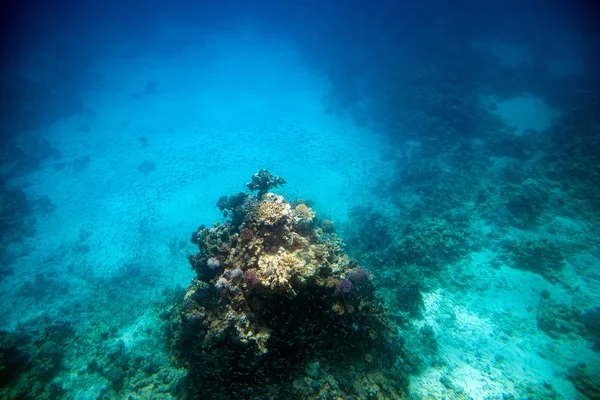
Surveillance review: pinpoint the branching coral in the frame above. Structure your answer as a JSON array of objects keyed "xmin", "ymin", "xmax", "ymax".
[{"xmin": 245, "ymin": 169, "xmax": 286, "ymax": 198}]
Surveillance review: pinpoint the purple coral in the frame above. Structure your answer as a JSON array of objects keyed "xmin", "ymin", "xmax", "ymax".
[
  {"xmin": 207, "ymin": 257, "xmax": 221, "ymax": 270},
  {"xmin": 230, "ymin": 268, "xmax": 244, "ymax": 281},
  {"xmin": 192, "ymin": 286, "xmax": 209, "ymax": 302},
  {"xmin": 183, "ymin": 309, "xmax": 206, "ymax": 325},
  {"xmin": 215, "ymin": 277, "xmax": 230, "ymax": 290},
  {"xmin": 335, "ymin": 279, "xmax": 353, "ymax": 295},
  {"xmin": 348, "ymin": 268, "xmax": 370, "ymax": 283},
  {"xmin": 245, "ymin": 270, "xmax": 260, "ymax": 287}
]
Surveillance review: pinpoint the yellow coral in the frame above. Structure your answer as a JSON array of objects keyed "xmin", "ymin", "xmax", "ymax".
[
  {"xmin": 332, "ymin": 301, "xmax": 345, "ymax": 315},
  {"xmin": 252, "ymin": 193, "xmax": 292, "ymax": 226},
  {"xmin": 294, "ymin": 203, "xmax": 316, "ymax": 222},
  {"xmin": 255, "ymin": 248, "xmax": 317, "ymax": 295},
  {"xmin": 281, "ymin": 251, "xmax": 304, "ymax": 271},
  {"xmin": 257, "ymin": 253, "xmax": 294, "ymax": 293},
  {"xmin": 331, "ymin": 302, "xmax": 354, "ymax": 316}
]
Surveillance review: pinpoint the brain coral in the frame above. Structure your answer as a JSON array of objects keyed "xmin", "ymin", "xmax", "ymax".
[{"xmin": 172, "ymin": 171, "xmax": 407, "ymax": 399}]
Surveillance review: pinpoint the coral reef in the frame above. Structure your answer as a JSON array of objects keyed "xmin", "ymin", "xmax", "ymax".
[
  {"xmin": 506, "ymin": 178, "xmax": 550, "ymax": 228},
  {"xmin": 391, "ymin": 217, "xmax": 469, "ymax": 275},
  {"xmin": 536, "ymin": 294, "xmax": 584, "ymax": 339},
  {"xmin": 401, "ymin": 324, "xmax": 440, "ymax": 373},
  {"xmin": 581, "ymin": 307, "xmax": 600, "ymax": 351},
  {"xmin": 0, "ymin": 184, "xmax": 37, "ymax": 244},
  {"xmin": 245, "ymin": 168, "xmax": 286, "ymax": 198},
  {"xmin": 343, "ymin": 206, "xmax": 470, "ymax": 318},
  {"xmin": 0, "ymin": 316, "xmax": 74, "ymax": 398},
  {"xmin": 502, "ymin": 239, "xmax": 565, "ymax": 283},
  {"xmin": 172, "ymin": 171, "xmax": 407, "ymax": 399},
  {"xmin": 567, "ymin": 363, "xmax": 600, "ymax": 399}
]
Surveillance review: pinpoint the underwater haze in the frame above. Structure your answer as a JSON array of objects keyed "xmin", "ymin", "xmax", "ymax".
[{"xmin": 1, "ymin": 0, "xmax": 599, "ymax": 398}]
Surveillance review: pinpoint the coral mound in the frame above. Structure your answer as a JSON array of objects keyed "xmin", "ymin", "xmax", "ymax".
[{"xmin": 172, "ymin": 171, "xmax": 407, "ymax": 399}]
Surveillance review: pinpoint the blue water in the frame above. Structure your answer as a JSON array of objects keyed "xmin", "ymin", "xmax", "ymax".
[{"xmin": 1, "ymin": 1, "xmax": 599, "ymax": 398}]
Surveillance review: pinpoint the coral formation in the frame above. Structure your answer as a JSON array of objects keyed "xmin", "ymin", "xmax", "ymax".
[
  {"xmin": 503, "ymin": 239, "xmax": 565, "ymax": 283},
  {"xmin": 506, "ymin": 178, "xmax": 550, "ymax": 228},
  {"xmin": 0, "ymin": 316, "xmax": 74, "ymax": 398},
  {"xmin": 172, "ymin": 171, "xmax": 406, "ymax": 399},
  {"xmin": 568, "ymin": 363, "xmax": 600, "ymax": 399},
  {"xmin": 0, "ymin": 182, "xmax": 43, "ymax": 246},
  {"xmin": 245, "ymin": 168, "xmax": 287, "ymax": 198},
  {"xmin": 582, "ymin": 307, "xmax": 600, "ymax": 350},
  {"xmin": 343, "ymin": 206, "xmax": 471, "ymax": 318},
  {"xmin": 536, "ymin": 295, "xmax": 584, "ymax": 339}
]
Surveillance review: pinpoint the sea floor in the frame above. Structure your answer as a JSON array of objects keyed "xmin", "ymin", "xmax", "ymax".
[{"xmin": 1, "ymin": 30, "xmax": 599, "ymax": 399}]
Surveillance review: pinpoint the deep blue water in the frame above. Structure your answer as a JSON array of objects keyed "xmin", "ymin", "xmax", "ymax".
[{"xmin": 1, "ymin": 1, "xmax": 599, "ymax": 398}]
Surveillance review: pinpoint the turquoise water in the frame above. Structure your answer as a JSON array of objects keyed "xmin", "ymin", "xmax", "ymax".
[{"xmin": 1, "ymin": 1, "xmax": 599, "ymax": 399}]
